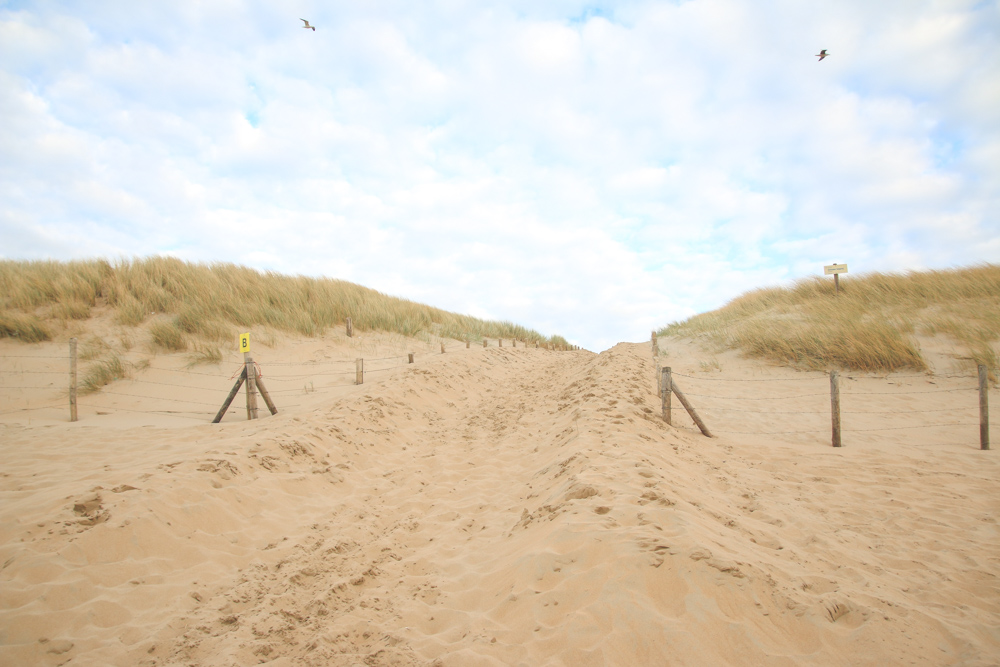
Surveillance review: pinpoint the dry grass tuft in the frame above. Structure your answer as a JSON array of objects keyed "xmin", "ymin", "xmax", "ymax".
[
  {"xmin": 80, "ymin": 336, "xmax": 111, "ymax": 361},
  {"xmin": 0, "ymin": 312, "xmax": 51, "ymax": 343},
  {"xmin": 187, "ymin": 344, "xmax": 223, "ymax": 366},
  {"xmin": 660, "ymin": 264, "xmax": 1000, "ymax": 374},
  {"xmin": 81, "ymin": 353, "xmax": 130, "ymax": 394},
  {"xmin": 149, "ymin": 319, "xmax": 187, "ymax": 352}
]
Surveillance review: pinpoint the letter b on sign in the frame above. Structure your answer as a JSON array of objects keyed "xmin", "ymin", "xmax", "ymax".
[{"xmin": 239, "ymin": 333, "xmax": 250, "ymax": 353}]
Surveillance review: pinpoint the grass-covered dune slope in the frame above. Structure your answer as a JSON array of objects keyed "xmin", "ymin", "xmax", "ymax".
[
  {"xmin": 0, "ymin": 257, "xmax": 569, "ymax": 348},
  {"xmin": 660, "ymin": 264, "xmax": 1000, "ymax": 374}
]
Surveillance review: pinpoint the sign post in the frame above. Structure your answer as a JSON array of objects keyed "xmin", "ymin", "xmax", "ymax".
[
  {"xmin": 241, "ymin": 333, "xmax": 259, "ymax": 420},
  {"xmin": 212, "ymin": 332, "xmax": 277, "ymax": 423},
  {"xmin": 824, "ymin": 263, "xmax": 848, "ymax": 293}
]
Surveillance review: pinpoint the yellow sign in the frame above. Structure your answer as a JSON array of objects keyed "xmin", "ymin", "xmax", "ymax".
[
  {"xmin": 824, "ymin": 263, "xmax": 848, "ymax": 275},
  {"xmin": 239, "ymin": 333, "xmax": 250, "ymax": 353}
]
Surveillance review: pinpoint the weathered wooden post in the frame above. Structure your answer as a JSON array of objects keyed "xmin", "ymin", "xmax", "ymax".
[
  {"xmin": 408, "ymin": 353, "xmax": 414, "ymax": 364},
  {"xmin": 830, "ymin": 370, "xmax": 842, "ymax": 447},
  {"xmin": 980, "ymin": 364, "xmax": 990, "ymax": 450},
  {"xmin": 69, "ymin": 337, "xmax": 78, "ymax": 422},
  {"xmin": 499, "ymin": 339, "xmax": 503, "ymax": 347},
  {"xmin": 670, "ymin": 378, "xmax": 712, "ymax": 437},
  {"xmin": 244, "ymin": 352, "xmax": 258, "ymax": 421},
  {"xmin": 213, "ymin": 367, "xmax": 246, "ymax": 423},
  {"xmin": 441, "ymin": 342, "xmax": 445, "ymax": 354},
  {"xmin": 483, "ymin": 340, "xmax": 487, "ymax": 348},
  {"xmin": 255, "ymin": 371, "xmax": 277, "ymax": 416},
  {"xmin": 356, "ymin": 358, "xmax": 363, "ymax": 385},
  {"xmin": 466, "ymin": 340, "xmax": 470, "ymax": 349},
  {"xmin": 661, "ymin": 367, "xmax": 672, "ymax": 425},
  {"xmin": 346, "ymin": 317, "xmax": 353, "ymax": 337}
]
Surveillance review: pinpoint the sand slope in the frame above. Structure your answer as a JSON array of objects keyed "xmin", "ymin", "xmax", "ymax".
[{"xmin": 1, "ymin": 334, "xmax": 999, "ymax": 666}]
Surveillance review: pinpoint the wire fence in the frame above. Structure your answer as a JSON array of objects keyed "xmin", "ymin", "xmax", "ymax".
[
  {"xmin": 658, "ymin": 367, "xmax": 996, "ymax": 448},
  {"xmin": 0, "ymin": 337, "xmax": 556, "ymax": 423}
]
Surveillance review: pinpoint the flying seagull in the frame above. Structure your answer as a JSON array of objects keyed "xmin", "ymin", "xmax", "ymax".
[
  {"xmin": 301, "ymin": 18, "xmax": 315, "ymax": 31},
  {"xmin": 816, "ymin": 49, "xmax": 829, "ymax": 61}
]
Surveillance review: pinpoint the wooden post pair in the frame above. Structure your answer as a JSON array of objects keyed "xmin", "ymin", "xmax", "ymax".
[
  {"xmin": 660, "ymin": 367, "xmax": 711, "ymax": 437},
  {"xmin": 213, "ymin": 353, "xmax": 276, "ymax": 423},
  {"xmin": 831, "ymin": 367, "xmax": 991, "ymax": 449}
]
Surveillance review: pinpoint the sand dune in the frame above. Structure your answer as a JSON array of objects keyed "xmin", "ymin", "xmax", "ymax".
[{"xmin": 1, "ymin": 331, "xmax": 998, "ymax": 666}]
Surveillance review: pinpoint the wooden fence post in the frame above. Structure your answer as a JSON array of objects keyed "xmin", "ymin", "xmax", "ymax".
[
  {"xmin": 669, "ymin": 376, "xmax": 712, "ymax": 437},
  {"xmin": 356, "ymin": 358, "xmax": 363, "ymax": 385},
  {"xmin": 346, "ymin": 317, "xmax": 353, "ymax": 337},
  {"xmin": 213, "ymin": 367, "xmax": 246, "ymax": 423},
  {"xmin": 408, "ymin": 353, "xmax": 414, "ymax": 364},
  {"xmin": 499, "ymin": 339, "xmax": 503, "ymax": 347},
  {"xmin": 69, "ymin": 337, "xmax": 78, "ymax": 422},
  {"xmin": 466, "ymin": 340, "xmax": 470, "ymax": 349},
  {"xmin": 980, "ymin": 365, "xmax": 990, "ymax": 450},
  {"xmin": 441, "ymin": 342, "xmax": 445, "ymax": 354},
  {"xmin": 661, "ymin": 367, "xmax": 671, "ymax": 425},
  {"xmin": 245, "ymin": 352, "xmax": 259, "ymax": 420},
  {"xmin": 830, "ymin": 370, "xmax": 842, "ymax": 447},
  {"xmin": 255, "ymin": 371, "xmax": 278, "ymax": 416}
]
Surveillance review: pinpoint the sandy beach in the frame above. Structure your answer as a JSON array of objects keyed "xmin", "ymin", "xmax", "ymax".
[{"xmin": 2, "ymin": 328, "xmax": 998, "ymax": 666}]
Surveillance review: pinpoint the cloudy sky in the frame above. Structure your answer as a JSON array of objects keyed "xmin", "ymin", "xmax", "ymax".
[{"xmin": 2, "ymin": 1, "xmax": 998, "ymax": 351}]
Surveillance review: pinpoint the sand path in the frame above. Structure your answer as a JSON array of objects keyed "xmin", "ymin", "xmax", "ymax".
[{"xmin": 1, "ymin": 338, "xmax": 998, "ymax": 666}]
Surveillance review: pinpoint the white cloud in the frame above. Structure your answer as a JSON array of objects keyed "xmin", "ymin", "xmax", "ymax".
[{"xmin": 1, "ymin": 0, "xmax": 998, "ymax": 351}]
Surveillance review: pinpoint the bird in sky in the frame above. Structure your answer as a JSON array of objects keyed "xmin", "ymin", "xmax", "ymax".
[
  {"xmin": 301, "ymin": 19, "xmax": 316, "ymax": 31},
  {"xmin": 816, "ymin": 49, "xmax": 829, "ymax": 61}
]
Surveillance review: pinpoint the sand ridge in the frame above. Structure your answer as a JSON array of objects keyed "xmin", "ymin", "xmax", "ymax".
[{"xmin": 1, "ymin": 334, "xmax": 999, "ymax": 666}]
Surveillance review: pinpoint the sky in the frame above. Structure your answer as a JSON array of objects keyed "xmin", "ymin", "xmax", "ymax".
[{"xmin": 1, "ymin": 0, "xmax": 998, "ymax": 351}]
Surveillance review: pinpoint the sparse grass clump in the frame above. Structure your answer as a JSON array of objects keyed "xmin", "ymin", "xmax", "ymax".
[
  {"xmin": 52, "ymin": 300, "xmax": 92, "ymax": 320},
  {"xmin": 149, "ymin": 319, "xmax": 187, "ymax": 351},
  {"xmin": 81, "ymin": 353, "xmax": 130, "ymax": 394},
  {"xmin": 660, "ymin": 264, "xmax": 1000, "ymax": 373},
  {"xmin": 80, "ymin": 336, "xmax": 111, "ymax": 361},
  {"xmin": 548, "ymin": 335, "xmax": 570, "ymax": 348},
  {"xmin": 187, "ymin": 344, "xmax": 223, "ymax": 366},
  {"xmin": 0, "ymin": 312, "xmax": 51, "ymax": 343}
]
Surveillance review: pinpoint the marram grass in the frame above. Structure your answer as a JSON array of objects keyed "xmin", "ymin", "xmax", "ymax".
[
  {"xmin": 660, "ymin": 264, "xmax": 1000, "ymax": 374},
  {"xmin": 0, "ymin": 257, "xmax": 565, "ymax": 346}
]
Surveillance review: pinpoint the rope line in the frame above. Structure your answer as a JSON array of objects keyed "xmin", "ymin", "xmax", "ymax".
[
  {"xmin": 687, "ymin": 405, "xmax": 974, "ymax": 416},
  {"xmin": 842, "ymin": 387, "xmax": 974, "ymax": 395},
  {"xmin": 0, "ymin": 369, "xmax": 66, "ymax": 375},
  {"xmin": 99, "ymin": 390, "xmax": 221, "ymax": 407},
  {"xmin": 0, "ymin": 354, "xmax": 69, "ymax": 360},
  {"xmin": 0, "ymin": 385, "xmax": 63, "ymax": 390},
  {"xmin": 680, "ymin": 391, "xmax": 830, "ymax": 400},
  {"xmin": 670, "ymin": 372, "xmax": 825, "ymax": 382},
  {"xmin": 0, "ymin": 401, "xmax": 65, "ymax": 415},
  {"xmin": 669, "ymin": 370, "xmax": 977, "ymax": 382}
]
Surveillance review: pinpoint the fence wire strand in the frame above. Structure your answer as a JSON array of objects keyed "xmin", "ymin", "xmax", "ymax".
[
  {"xmin": 0, "ymin": 342, "xmax": 505, "ymax": 422},
  {"xmin": 662, "ymin": 363, "xmax": 994, "ymax": 440}
]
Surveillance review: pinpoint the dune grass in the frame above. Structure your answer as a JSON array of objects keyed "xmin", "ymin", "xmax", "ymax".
[
  {"xmin": 0, "ymin": 257, "xmax": 566, "ymax": 347},
  {"xmin": 80, "ymin": 353, "xmax": 130, "ymax": 394},
  {"xmin": 659, "ymin": 264, "xmax": 1000, "ymax": 374},
  {"xmin": 187, "ymin": 343, "xmax": 223, "ymax": 366}
]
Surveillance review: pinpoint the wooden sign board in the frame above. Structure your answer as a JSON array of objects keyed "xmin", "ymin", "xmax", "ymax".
[
  {"xmin": 239, "ymin": 332, "xmax": 250, "ymax": 353},
  {"xmin": 824, "ymin": 263, "xmax": 848, "ymax": 275}
]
